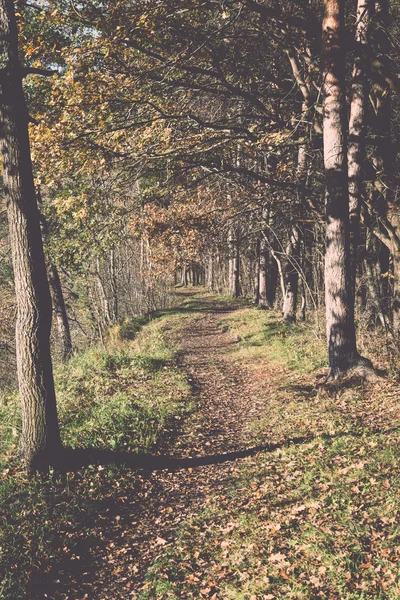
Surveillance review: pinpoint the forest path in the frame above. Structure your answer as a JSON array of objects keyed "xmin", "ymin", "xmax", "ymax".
[{"xmin": 51, "ymin": 291, "xmax": 270, "ymax": 600}]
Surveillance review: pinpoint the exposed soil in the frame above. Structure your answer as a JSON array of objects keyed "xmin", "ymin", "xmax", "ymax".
[{"xmin": 33, "ymin": 296, "xmax": 269, "ymax": 600}]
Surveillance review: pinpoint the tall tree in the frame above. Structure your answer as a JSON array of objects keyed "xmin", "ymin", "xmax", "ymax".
[
  {"xmin": 0, "ymin": 0, "xmax": 62, "ymax": 470},
  {"xmin": 282, "ymin": 48, "xmax": 312, "ymax": 323},
  {"xmin": 228, "ymin": 226, "xmax": 241, "ymax": 298},
  {"xmin": 322, "ymin": 0, "xmax": 360, "ymax": 377}
]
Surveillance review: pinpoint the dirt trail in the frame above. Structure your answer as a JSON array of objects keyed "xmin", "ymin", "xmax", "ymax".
[
  {"xmin": 42, "ymin": 299, "xmax": 267, "ymax": 600},
  {"xmin": 174, "ymin": 309, "xmax": 259, "ymax": 455}
]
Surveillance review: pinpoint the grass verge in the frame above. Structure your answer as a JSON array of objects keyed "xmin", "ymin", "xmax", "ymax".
[{"xmin": 0, "ymin": 310, "xmax": 194, "ymax": 600}]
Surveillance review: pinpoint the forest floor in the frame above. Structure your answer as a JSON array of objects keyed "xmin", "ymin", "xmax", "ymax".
[{"xmin": 1, "ymin": 289, "xmax": 400, "ymax": 599}]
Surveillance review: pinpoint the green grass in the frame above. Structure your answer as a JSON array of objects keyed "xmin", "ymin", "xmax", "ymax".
[
  {"xmin": 55, "ymin": 318, "xmax": 192, "ymax": 453},
  {"xmin": 219, "ymin": 307, "xmax": 327, "ymax": 373},
  {"xmin": 138, "ymin": 303, "xmax": 400, "ymax": 600},
  {"xmin": 139, "ymin": 431, "xmax": 400, "ymax": 599},
  {"xmin": 0, "ymin": 310, "xmax": 195, "ymax": 600}
]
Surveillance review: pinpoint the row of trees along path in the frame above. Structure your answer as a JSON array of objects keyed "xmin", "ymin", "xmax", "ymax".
[
  {"xmin": 1, "ymin": 0, "xmax": 396, "ymax": 471},
  {"xmin": 32, "ymin": 292, "xmax": 274, "ymax": 599},
  {"xmin": 0, "ymin": 0, "xmax": 397, "ymax": 593}
]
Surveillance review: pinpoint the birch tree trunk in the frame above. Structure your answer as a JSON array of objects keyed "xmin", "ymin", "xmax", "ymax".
[
  {"xmin": 258, "ymin": 208, "xmax": 271, "ymax": 309},
  {"xmin": 322, "ymin": 0, "xmax": 361, "ymax": 377},
  {"xmin": 0, "ymin": 0, "xmax": 62, "ymax": 470},
  {"xmin": 253, "ymin": 239, "xmax": 260, "ymax": 304}
]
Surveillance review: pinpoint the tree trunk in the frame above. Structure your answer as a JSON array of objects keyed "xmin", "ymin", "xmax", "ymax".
[
  {"xmin": 391, "ymin": 243, "xmax": 400, "ymax": 336},
  {"xmin": 284, "ymin": 51, "xmax": 312, "ymax": 323},
  {"xmin": 109, "ymin": 247, "xmax": 118, "ymax": 322},
  {"xmin": 322, "ymin": 0, "xmax": 360, "ymax": 377},
  {"xmin": 283, "ymin": 226, "xmax": 300, "ymax": 322},
  {"xmin": 348, "ymin": 0, "xmax": 373, "ymax": 297},
  {"xmin": 48, "ymin": 264, "xmax": 73, "ymax": 361},
  {"xmin": 208, "ymin": 252, "xmax": 215, "ymax": 291},
  {"xmin": 215, "ymin": 249, "xmax": 223, "ymax": 293},
  {"xmin": 258, "ymin": 234, "xmax": 270, "ymax": 309},
  {"xmin": 37, "ymin": 191, "xmax": 73, "ymax": 362},
  {"xmin": 363, "ymin": 233, "xmax": 388, "ymax": 329},
  {"xmin": 271, "ymin": 246, "xmax": 285, "ymax": 305},
  {"xmin": 253, "ymin": 245, "xmax": 260, "ymax": 304},
  {"xmin": 96, "ymin": 257, "xmax": 112, "ymax": 324},
  {"xmin": 300, "ymin": 288, "xmax": 306, "ymax": 322},
  {"xmin": 228, "ymin": 228, "xmax": 240, "ymax": 298},
  {"xmin": 267, "ymin": 261, "xmax": 278, "ymax": 307},
  {"xmin": 0, "ymin": 0, "xmax": 62, "ymax": 470},
  {"xmin": 253, "ymin": 238, "xmax": 260, "ymax": 304}
]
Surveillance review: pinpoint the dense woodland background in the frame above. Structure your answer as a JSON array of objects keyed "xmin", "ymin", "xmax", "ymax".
[
  {"xmin": 1, "ymin": 0, "xmax": 400, "ymax": 459},
  {"xmin": 3, "ymin": 1, "xmax": 400, "ymax": 598}
]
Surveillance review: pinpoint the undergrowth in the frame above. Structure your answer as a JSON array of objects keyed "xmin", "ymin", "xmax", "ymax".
[
  {"xmin": 139, "ymin": 303, "xmax": 400, "ymax": 600},
  {"xmin": 0, "ymin": 310, "xmax": 194, "ymax": 600}
]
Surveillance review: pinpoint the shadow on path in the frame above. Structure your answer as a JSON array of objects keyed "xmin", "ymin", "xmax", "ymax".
[{"xmin": 59, "ymin": 424, "xmax": 400, "ymax": 473}]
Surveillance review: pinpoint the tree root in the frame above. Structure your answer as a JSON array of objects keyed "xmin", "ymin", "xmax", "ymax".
[{"xmin": 325, "ymin": 354, "xmax": 385, "ymax": 386}]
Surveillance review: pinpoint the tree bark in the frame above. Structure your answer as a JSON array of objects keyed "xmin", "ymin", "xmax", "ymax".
[
  {"xmin": 391, "ymin": 243, "xmax": 400, "ymax": 335},
  {"xmin": 48, "ymin": 264, "xmax": 73, "ymax": 361},
  {"xmin": 283, "ymin": 125, "xmax": 306, "ymax": 322},
  {"xmin": 283, "ymin": 45, "xmax": 312, "ymax": 322},
  {"xmin": 364, "ymin": 233, "xmax": 388, "ymax": 329},
  {"xmin": 0, "ymin": 0, "xmax": 62, "ymax": 470},
  {"xmin": 271, "ymin": 246, "xmax": 285, "ymax": 304},
  {"xmin": 322, "ymin": 0, "xmax": 360, "ymax": 377},
  {"xmin": 253, "ymin": 239, "xmax": 260, "ymax": 304},
  {"xmin": 228, "ymin": 227, "xmax": 240, "ymax": 298},
  {"xmin": 371, "ymin": 0, "xmax": 399, "ymax": 334},
  {"xmin": 267, "ymin": 257, "xmax": 278, "ymax": 307},
  {"xmin": 283, "ymin": 226, "xmax": 300, "ymax": 322},
  {"xmin": 207, "ymin": 252, "xmax": 214, "ymax": 291},
  {"xmin": 37, "ymin": 192, "xmax": 73, "ymax": 362},
  {"xmin": 96, "ymin": 257, "xmax": 112, "ymax": 324},
  {"xmin": 258, "ymin": 226, "xmax": 271, "ymax": 309},
  {"xmin": 109, "ymin": 247, "xmax": 118, "ymax": 322},
  {"xmin": 348, "ymin": 0, "xmax": 373, "ymax": 297}
]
